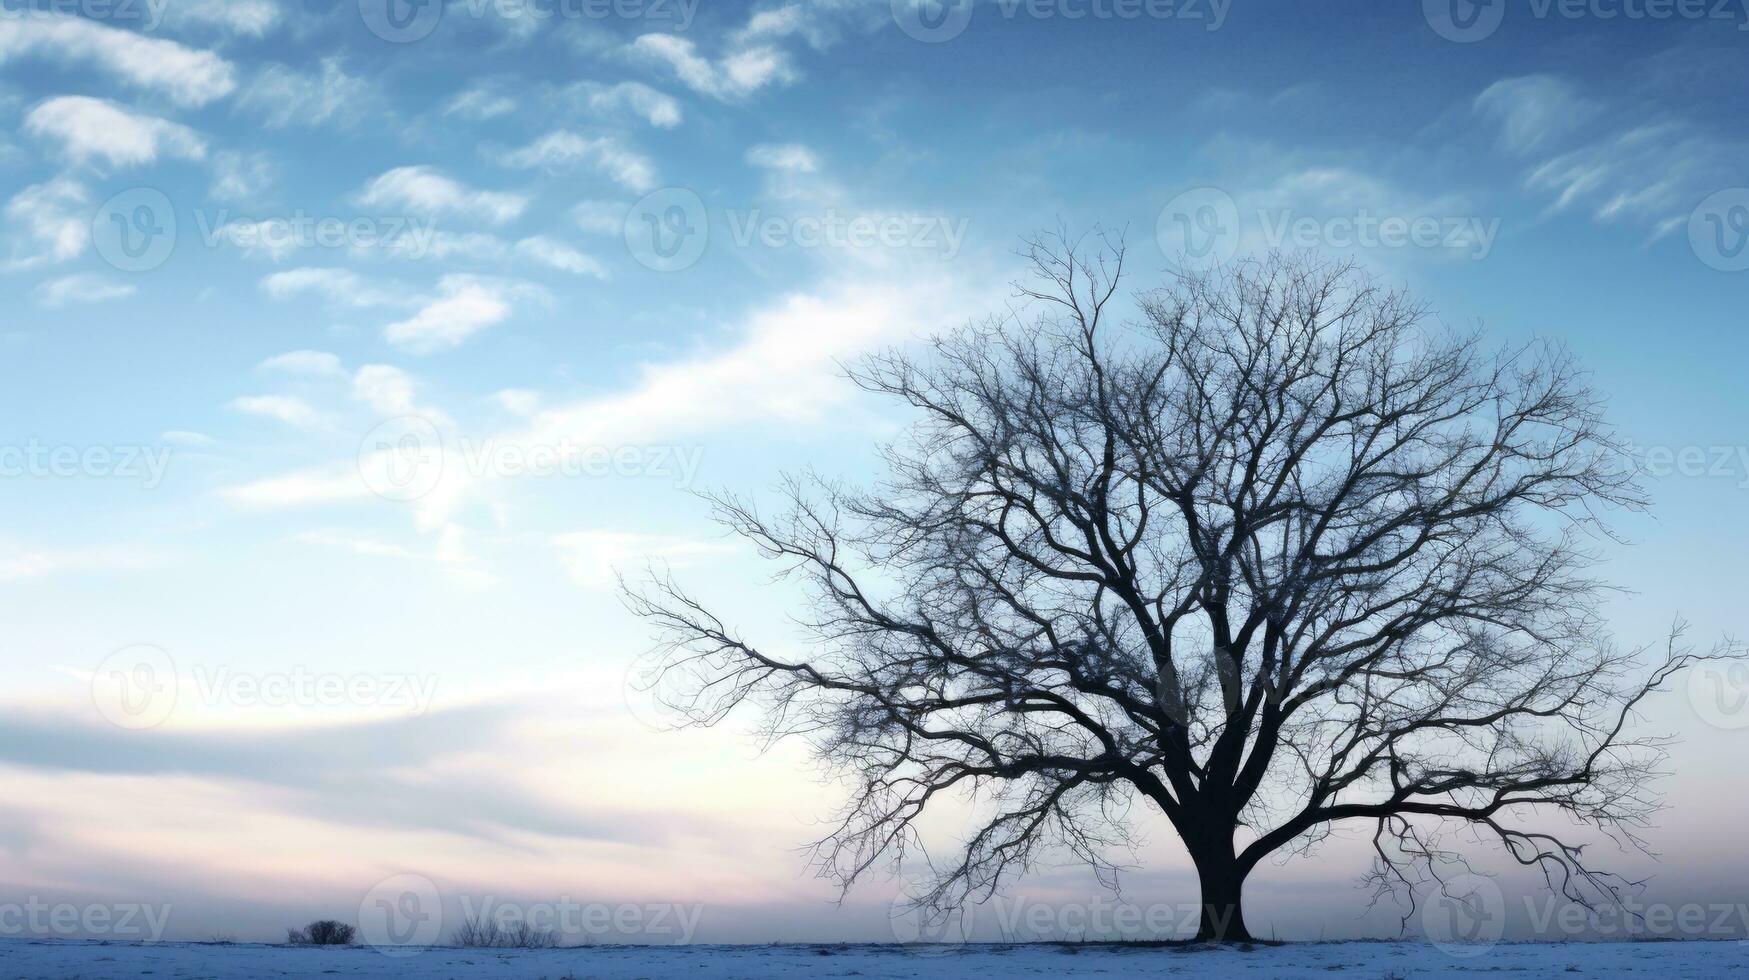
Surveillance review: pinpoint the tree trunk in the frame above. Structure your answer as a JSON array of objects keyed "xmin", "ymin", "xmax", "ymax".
[{"xmin": 1192, "ymin": 843, "xmax": 1254, "ymax": 942}]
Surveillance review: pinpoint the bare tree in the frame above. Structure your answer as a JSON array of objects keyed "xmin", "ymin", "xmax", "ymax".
[{"xmin": 625, "ymin": 236, "xmax": 1731, "ymax": 942}]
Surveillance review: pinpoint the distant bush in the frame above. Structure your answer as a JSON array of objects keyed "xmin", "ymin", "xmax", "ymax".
[
  {"xmin": 287, "ymin": 920, "xmax": 356, "ymax": 945},
  {"xmin": 449, "ymin": 916, "xmax": 559, "ymax": 948}
]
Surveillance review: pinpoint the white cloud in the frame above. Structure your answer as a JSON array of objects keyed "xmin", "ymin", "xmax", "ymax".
[
  {"xmin": 745, "ymin": 143, "xmax": 819, "ymax": 173},
  {"xmin": 356, "ymin": 166, "xmax": 527, "ymax": 225},
  {"xmin": 211, "ymin": 150, "xmax": 274, "ymax": 202},
  {"xmin": 0, "ymin": 13, "xmax": 235, "ymax": 107},
  {"xmin": 24, "ymin": 96, "xmax": 206, "ymax": 168},
  {"xmin": 514, "ymin": 236, "xmax": 608, "ymax": 278},
  {"xmin": 566, "ymin": 81, "xmax": 682, "ymax": 129},
  {"xmin": 495, "ymin": 132, "xmax": 657, "ymax": 193},
  {"xmin": 735, "ymin": 4, "xmax": 811, "ymax": 43},
  {"xmin": 260, "ymin": 268, "xmax": 409, "ymax": 308},
  {"xmin": 295, "ymin": 526, "xmax": 489, "ymax": 586},
  {"xmin": 552, "ymin": 530, "xmax": 732, "ymax": 590},
  {"xmin": 5, "ymin": 178, "xmax": 88, "ymax": 269},
  {"xmin": 1474, "ymin": 75, "xmax": 1598, "ymax": 156},
  {"xmin": 732, "ymin": 2, "xmax": 857, "ymax": 48},
  {"xmin": 446, "ymin": 84, "xmax": 517, "ymax": 121},
  {"xmin": 495, "ymin": 388, "xmax": 540, "ymax": 415},
  {"xmin": 382, "ymin": 275, "xmax": 542, "ymax": 353},
  {"xmin": 631, "ymin": 33, "xmax": 796, "ymax": 101},
  {"xmin": 259, "ymin": 350, "xmax": 345, "ymax": 377},
  {"xmin": 212, "ymin": 270, "xmax": 982, "ymax": 584},
  {"xmin": 175, "ymin": 0, "xmax": 282, "ymax": 37},
  {"xmin": 365, "ymin": 230, "xmax": 509, "ymax": 263},
  {"xmin": 33, "ymin": 273, "xmax": 134, "ymax": 308},
  {"xmin": 229, "ymin": 394, "xmax": 321, "ymax": 428},
  {"xmin": 238, "ymin": 57, "xmax": 371, "ymax": 129},
  {"xmin": 219, "ymin": 469, "xmax": 365, "ymax": 509},
  {"xmin": 293, "ymin": 529, "xmax": 417, "ymax": 560},
  {"xmin": 0, "ymin": 543, "xmax": 159, "ymax": 582},
  {"xmin": 513, "ymin": 276, "xmax": 975, "ymax": 454},
  {"xmin": 1476, "ymin": 74, "xmax": 1739, "ymax": 237},
  {"xmin": 573, "ymin": 200, "xmax": 626, "ymax": 235},
  {"xmin": 351, "ymin": 364, "xmax": 420, "ymax": 416}
]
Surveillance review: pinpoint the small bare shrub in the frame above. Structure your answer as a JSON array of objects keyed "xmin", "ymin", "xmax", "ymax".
[
  {"xmin": 449, "ymin": 915, "xmax": 559, "ymax": 948},
  {"xmin": 287, "ymin": 920, "xmax": 356, "ymax": 946}
]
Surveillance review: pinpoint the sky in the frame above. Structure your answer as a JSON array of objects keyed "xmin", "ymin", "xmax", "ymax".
[{"xmin": 0, "ymin": 0, "xmax": 1747, "ymax": 950}]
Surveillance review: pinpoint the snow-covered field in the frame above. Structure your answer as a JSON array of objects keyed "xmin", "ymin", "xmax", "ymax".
[{"xmin": 0, "ymin": 939, "xmax": 1742, "ymax": 978}]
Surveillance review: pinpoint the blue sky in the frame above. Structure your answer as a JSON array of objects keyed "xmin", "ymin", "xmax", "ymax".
[{"xmin": 0, "ymin": 0, "xmax": 1747, "ymax": 946}]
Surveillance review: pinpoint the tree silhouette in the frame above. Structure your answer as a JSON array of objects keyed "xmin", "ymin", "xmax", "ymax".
[{"xmin": 625, "ymin": 236, "xmax": 1730, "ymax": 942}]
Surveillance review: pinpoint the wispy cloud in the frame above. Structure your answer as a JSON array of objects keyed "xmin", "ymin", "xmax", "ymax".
[
  {"xmin": 383, "ymin": 275, "xmax": 545, "ymax": 353},
  {"xmin": 565, "ymin": 80, "xmax": 682, "ymax": 129},
  {"xmin": 631, "ymin": 33, "xmax": 796, "ymax": 101},
  {"xmin": 1476, "ymin": 73, "xmax": 1741, "ymax": 238},
  {"xmin": 355, "ymin": 166, "xmax": 528, "ymax": 225},
  {"xmin": 514, "ymin": 235, "xmax": 608, "ymax": 278},
  {"xmin": 228, "ymin": 394, "xmax": 322, "ymax": 428},
  {"xmin": 1474, "ymin": 75, "xmax": 1599, "ymax": 156},
  {"xmin": 259, "ymin": 267, "xmax": 412, "ymax": 308},
  {"xmin": 4, "ymin": 178, "xmax": 88, "ymax": 269},
  {"xmin": 0, "ymin": 13, "xmax": 236, "ymax": 107},
  {"xmin": 238, "ymin": 57, "xmax": 374, "ymax": 129},
  {"xmin": 258, "ymin": 350, "xmax": 345, "ymax": 378},
  {"xmin": 34, "ymin": 273, "xmax": 135, "ymax": 308},
  {"xmin": 24, "ymin": 96, "xmax": 206, "ymax": 168},
  {"xmin": 495, "ymin": 132, "xmax": 658, "ymax": 193}
]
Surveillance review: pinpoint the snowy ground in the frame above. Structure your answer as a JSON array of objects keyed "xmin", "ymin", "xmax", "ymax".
[{"xmin": 0, "ymin": 939, "xmax": 1743, "ymax": 979}]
